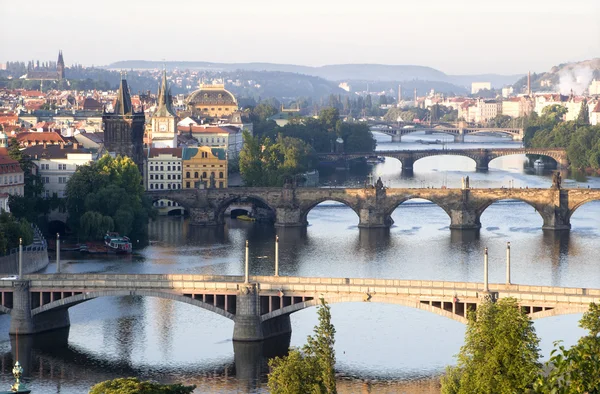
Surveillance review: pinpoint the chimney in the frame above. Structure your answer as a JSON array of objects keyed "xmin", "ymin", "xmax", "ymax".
[
  {"xmin": 73, "ymin": 142, "xmax": 79, "ymax": 149},
  {"xmin": 43, "ymin": 142, "xmax": 47, "ymax": 149}
]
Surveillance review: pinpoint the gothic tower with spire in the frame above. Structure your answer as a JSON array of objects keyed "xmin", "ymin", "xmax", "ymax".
[
  {"xmin": 150, "ymin": 70, "xmax": 178, "ymax": 147},
  {"xmin": 57, "ymin": 50, "xmax": 65, "ymax": 80},
  {"xmin": 102, "ymin": 75, "xmax": 145, "ymax": 170}
]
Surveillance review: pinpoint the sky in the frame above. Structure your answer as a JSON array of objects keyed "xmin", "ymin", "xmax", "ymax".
[{"xmin": 1, "ymin": 0, "xmax": 599, "ymax": 75}]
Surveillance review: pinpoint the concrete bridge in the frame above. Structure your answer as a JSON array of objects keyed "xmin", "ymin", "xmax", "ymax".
[
  {"xmin": 372, "ymin": 125, "xmax": 524, "ymax": 142},
  {"xmin": 146, "ymin": 186, "xmax": 600, "ymax": 230},
  {"xmin": 317, "ymin": 148, "xmax": 568, "ymax": 171},
  {"xmin": 2, "ymin": 274, "xmax": 598, "ymax": 342}
]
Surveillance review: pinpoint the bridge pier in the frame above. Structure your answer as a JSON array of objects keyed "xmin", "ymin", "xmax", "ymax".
[
  {"xmin": 358, "ymin": 208, "xmax": 393, "ymax": 228},
  {"xmin": 453, "ymin": 133, "xmax": 465, "ymax": 143},
  {"xmin": 189, "ymin": 207, "xmax": 218, "ymax": 226},
  {"xmin": 274, "ymin": 207, "xmax": 304, "ymax": 227},
  {"xmin": 233, "ymin": 284, "xmax": 291, "ymax": 342},
  {"xmin": 391, "ymin": 134, "xmax": 401, "ymax": 142},
  {"xmin": 401, "ymin": 157, "xmax": 414, "ymax": 171},
  {"xmin": 476, "ymin": 157, "xmax": 490, "ymax": 171},
  {"xmin": 9, "ymin": 281, "xmax": 71, "ymax": 336},
  {"xmin": 449, "ymin": 207, "xmax": 481, "ymax": 230}
]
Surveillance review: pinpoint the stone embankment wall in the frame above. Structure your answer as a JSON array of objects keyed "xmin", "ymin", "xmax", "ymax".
[{"xmin": 0, "ymin": 226, "xmax": 49, "ymax": 275}]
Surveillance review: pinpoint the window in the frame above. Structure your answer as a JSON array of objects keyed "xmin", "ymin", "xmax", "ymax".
[
  {"xmin": 211, "ymin": 172, "xmax": 215, "ymax": 179},
  {"xmin": 168, "ymin": 184, "xmax": 171, "ymax": 189},
  {"xmin": 178, "ymin": 184, "xmax": 181, "ymax": 189},
  {"xmin": 186, "ymin": 182, "xmax": 190, "ymax": 188},
  {"xmin": 160, "ymin": 166, "xmax": 164, "ymax": 171},
  {"xmin": 219, "ymin": 172, "xmax": 223, "ymax": 179},
  {"xmin": 186, "ymin": 172, "xmax": 190, "ymax": 178},
  {"xmin": 58, "ymin": 177, "xmax": 67, "ymax": 184},
  {"xmin": 58, "ymin": 164, "xmax": 67, "ymax": 170},
  {"xmin": 219, "ymin": 181, "xmax": 224, "ymax": 188},
  {"xmin": 202, "ymin": 171, "xmax": 207, "ymax": 178},
  {"xmin": 167, "ymin": 166, "xmax": 171, "ymax": 171},
  {"xmin": 211, "ymin": 138, "xmax": 214, "ymax": 143},
  {"xmin": 178, "ymin": 174, "xmax": 181, "ymax": 179},
  {"xmin": 160, "ymin": 184, "xmax": 164, "ymax": 189},
  {"xmin": 41, "ymin": 164, "xmax": 49, "ymax": 170},
  {"xmin": 167, "ymin": 175, "xmax": 171, "ymax": 180},
  {"xmin": 160, "ymin": 175, "xmax": 164, "ymax": 180},
  {"xmin": 150, "ymin": 174, "xmax": 154, "ymax": 180},
  {"xmin": 150, "ymin": 166, "xmax": 154, "ymax": 171},
  {"xmin": 42, "ymin": 177, "xmax": 50, "ymax": 184},
  {"xmin": 177, "ymin": 166, "xmax": 181, "ymax": 171},
  {"xmin": 194, "ymin": 172, "xmax": 199, "ymax": 178},
  {"xmin": 150, "ymin": 184, "xmax": 154, "ymax": 189}
]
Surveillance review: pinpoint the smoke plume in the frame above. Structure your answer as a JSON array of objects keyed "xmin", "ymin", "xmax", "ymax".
[{"xmin": 557, "ymin": 65, "xmax": 594, "ymax": 95}]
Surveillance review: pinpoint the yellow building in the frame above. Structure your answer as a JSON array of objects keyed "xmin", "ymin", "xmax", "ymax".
[
  {"xmin": 186, "ymin": 82, "xmax": 238, "ymax": 118},
  {"xmin": 182, "ymin": 146, "xmax": 227, "ymax": 189}
]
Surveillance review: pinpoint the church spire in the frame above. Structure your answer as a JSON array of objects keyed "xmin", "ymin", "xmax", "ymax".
[
  {"xmin": 154, "ymin": 69, "xmax": 176, "ymax": 117},
  {"xmin": 114, "ymin": 72, "xmax": 133, "ymax": 115}
]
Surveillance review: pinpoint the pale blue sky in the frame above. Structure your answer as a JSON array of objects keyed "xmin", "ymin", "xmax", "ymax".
[{"xmin": 1, "ymin": 0, "xmax": 598, "ymax": 75}]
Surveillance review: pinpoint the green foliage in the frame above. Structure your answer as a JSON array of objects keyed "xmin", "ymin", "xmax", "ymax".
[
  {"xmin": 89, "ymin": 377, "xmax": 195, "ymax": 394},
  {"xmin": 441, "ymin": 298, "xmax": 541, "ymax": 394},
  {"xmin": 534, "ymin": 303, "xmax": 600, "ymax": 393},
  {"xmin": 577, "ymin": 99, "xmax": 590, "ymax": 125},
  {"xmin": 239, "ymin": 131, "xmax": 316, "ymax": 187},
  {"xmin": 268, "ymin": 299, "xmax": 337, "ymax": 394},
  {"xmin": 0, "ymin": 212, "xmax": 33, "ymax": 254},
  {"xmin": 65, "ymin": 154, "xmax": 154, "ymax": 241}
]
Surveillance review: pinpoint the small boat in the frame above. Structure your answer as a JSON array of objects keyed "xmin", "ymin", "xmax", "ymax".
[
  {"xmin": 104, "ymin": 232, "xmax": 133, "ymax": 254},
  {"xmin": 236, "ymin": 215, "xmax": 256, "ymax": 222},
  {"xmin": 365, "ymin": 156, "xmax": 385, "ymax": 164},
  {"xmin": 533, "ymin": 159, "xmax": 545, "ymax": 168}
]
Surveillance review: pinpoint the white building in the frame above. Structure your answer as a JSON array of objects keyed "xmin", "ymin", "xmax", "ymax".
[
  {"xmin": 589, "ymin": 80, "xmax": 600, "ymax": 95},
  {"xmin": 144, "ymin": 147, "xmax": 183, "ymax": 191},
  {"xmin": 471, "ymin": 82, "xmax": 492, "ymax": 95},
  {"xmin": 22, "ymin": 143, "xmax": 93, "ymax": 199},
  {"xmin": 177, "ymin": 125, "xmax": 244, "ymax": 159}
]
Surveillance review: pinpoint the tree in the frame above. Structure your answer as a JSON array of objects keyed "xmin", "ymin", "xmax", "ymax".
[
  {"xmin": 441, "ymin": 297, "xmax": 541, "ymax": 394},
  {"xmin": 577, "ymin": 99, "xmax": 590, "ymax": 125},
  {"xmin": 0, "ymin": 212, "xmax": 33, "ymax": 254},
  {"xmin": 268, "ymin": 299, "xmax": 337, "ymax": 394},
  {"xmin": 89, "ymin": 377, "xmax": 195, "ymax": 394},
  {"xmin": 534, "ymin": 303, "xmax": 600, "ymax": 393},
  {"xmin": 65, "ymin": 154, "xmax": 154, "ymax": 241}
]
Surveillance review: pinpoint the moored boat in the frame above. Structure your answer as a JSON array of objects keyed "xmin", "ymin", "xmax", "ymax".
[
  {"xmin": 104, "ymin": 232, "xmax": 132, "ymax": 254},
  {"xmin": 236, "ymin": 215, "xmax": 256, "ymax": 222},
  {"xmin": 533, "ymin": 159, "xmax": 545, "ymax": 168}
]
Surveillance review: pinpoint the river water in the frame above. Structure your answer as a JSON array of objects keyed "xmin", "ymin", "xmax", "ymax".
[{"xmin": 1, "ymin": 131, "xmax": 599, "ymax": 393}]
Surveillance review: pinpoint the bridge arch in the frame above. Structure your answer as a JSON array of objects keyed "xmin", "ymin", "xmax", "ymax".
[
  {"xmin": 300, "ymin": 198, "xmax": 361, "ymax": 225},
  {"xmin": 464, "ymin": 129, "xmax": 521, "ymax": 138},
  {"xmin": 488, "ymin": 152, "xmax": 560, "ymax": 167},
  {"xmin": 411, "ymin": 152, "xmax": 479, "ymax": 169},
  {"xmin": 30, "ymin": 290, "xmax": 235, "ymax": 320},
  {"xmin": 261, "ymin": 295, "xmax": 468, "ymax": 324},
  {"xmin": 566, "ymin": 198, "xmax": 600, "ymax": 221},
  {"xmin": 476, "ymin": 198, "xmax": 547, "ymax": 225},
  {"xmin": 385, "ymin": 195, "xmax": 453, "ymax": 221},
  {"xmin": 214, "ymin": 195, "xmax": 276, "ymax": 223},
  {"xmin": 146, "ymin": 192, "xmax": 194, "ymax": 211}
]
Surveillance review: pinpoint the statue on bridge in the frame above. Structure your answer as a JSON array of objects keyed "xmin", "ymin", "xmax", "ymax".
[
  {"xmin": 375, "ymin": 177, "xmax": 384, "ymax": 191},
  {"xmin": 552, "ymin": 171, "xmax": 562, "ymax": 189}
]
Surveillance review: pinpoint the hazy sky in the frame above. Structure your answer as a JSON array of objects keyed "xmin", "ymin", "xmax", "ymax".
[{"xmin": 1, "ymin": 0, "xmax": 599, "ymax": 75}]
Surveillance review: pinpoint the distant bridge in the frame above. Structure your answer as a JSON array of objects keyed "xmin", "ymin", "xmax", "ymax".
[
  {"xmin": 4, "ymin": 274, "xmax": 598, "ymax": 341},
  {"xmin": 370, "ymin": 123, "xmax": 524, "ymax": 142},
  {"xmin": 317, "ymin": 148, "xmax": 568, "ymax": 170}
]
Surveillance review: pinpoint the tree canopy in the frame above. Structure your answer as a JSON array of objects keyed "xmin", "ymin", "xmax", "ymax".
[
  {"xmin": 0, "ymin": 212, "xmax": 33, "ymax": 255},
  {"xmin": 268, "ymin": 299, "xmax": 337, "ymax": 394},
  {"xmin": 65, "ymin": 154, "xmax": 154, "ymax": 241},
  {"xmin": 534, "ymin": 303, "xmax": 600, "ymax": 393},
  {"xmin": 89, "ymin": 377, "xmax": 195, "ymax": 394},
  {"xmin": 441, "ymin": 297, "xmax": 541, "ymax": 394},
  {"xmin": 239, "ymin": 131, "xmax": 317, "ymax": 187}
]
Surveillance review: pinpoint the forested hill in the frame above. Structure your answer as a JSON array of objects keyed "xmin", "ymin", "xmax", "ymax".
[{"xmin": 105, "ymin": 60, "xmax": 520, "ymax": 88}]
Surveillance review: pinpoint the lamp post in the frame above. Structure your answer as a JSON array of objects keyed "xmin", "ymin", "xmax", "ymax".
[
  {"xmin": 18, "ymin": 238, "xmax": 23, "ymax": 278},
  {"xmin": 56, "ymin": 233, "xmax": 60, "ymax": 273},
  {"xmin": 506, "ymin": 242, "xmax": 511, "ymax": 285},
  {"xmin": 483, "ymin": 247, "xmax": 489, "ymax": 292},
  {"xmin": 274, "ymin": 235, "xmax": 279, "ymax": 277},
  {"xmin": 244, "ymin": 240, "xmax": 249, "ymax": 284}
]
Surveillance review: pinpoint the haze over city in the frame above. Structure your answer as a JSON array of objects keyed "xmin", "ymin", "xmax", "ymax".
[{"xmin": 1, "ymin": 0, "xmax": 599, "ymax": 74}]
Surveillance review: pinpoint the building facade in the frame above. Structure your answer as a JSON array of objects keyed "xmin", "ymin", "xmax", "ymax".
[
  {"xmin": 182, "ymin": 147, "xmax": 227, "ymax": 189},
  {"xmin": 0, "ymin": 156, "xmax": 25, "ymax": 212},
  {"xmin": 22, "ymin": 144, "xmax": 92, "ymax": 199},
  {"xmin": 186, "ymin": 82, "xmax": 238, "ymax": 118},
  {"xmin": 102, "ymin": 77, "xmax": 145, "ymax": 169},
  {"xmin": 144, "ymin": 148, "xmax": 183, "ymax": 191}
]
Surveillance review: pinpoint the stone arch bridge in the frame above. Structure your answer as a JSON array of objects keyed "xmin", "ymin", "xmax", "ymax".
[
  {"xmin": 146, "ymin": 186, "xmax": 600, "ymax": 230},
  {"xmin": 374, "ymin": 126, "xmax": 524, "ymax": 143},
  {"xmin": 3, "ymin": 274, "xmax": 598, "ymax": 342},
  {"xmin": 317, "ymin": 148, "xmax": 568, "ymax": 171}
]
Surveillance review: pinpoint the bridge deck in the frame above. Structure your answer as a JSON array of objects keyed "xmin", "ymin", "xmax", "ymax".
[{"xmin": 10, "ymin": 274, "xmax": 599, "ymax": 306}]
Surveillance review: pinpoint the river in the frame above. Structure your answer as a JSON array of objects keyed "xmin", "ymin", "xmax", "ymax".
[{"xmin": 0, "ymin": 131, "xmax": 599, "ymax": 393}]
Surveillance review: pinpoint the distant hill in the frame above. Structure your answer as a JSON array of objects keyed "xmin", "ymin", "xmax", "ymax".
[
  {"xmin": 105, "ymin": 60, "xmax": 521, "ymax": 89},
  {"xmin": 513, "ymin": 58, "xmax": 600, "ymax": 95}
]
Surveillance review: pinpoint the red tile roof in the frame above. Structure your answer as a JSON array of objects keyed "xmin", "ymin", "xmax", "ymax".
[
  {"xmin": 147, "ymin": 147, "xmax": 183, "ymax": 158},
  {"xmin": 17, "ymin": 132, "xmax": 66, "ymax": 145}
]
